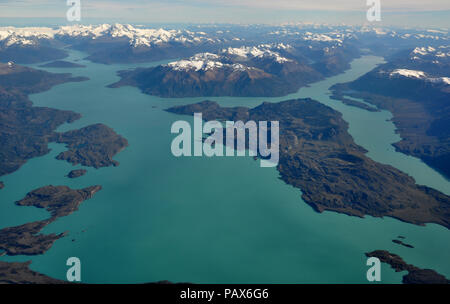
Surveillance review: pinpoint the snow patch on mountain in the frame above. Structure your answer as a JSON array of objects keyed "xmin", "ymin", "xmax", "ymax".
[
  {"xmin": 221, "ymin": 44, "xmax": 292, "ymax": 63},
  {"xmin": 165, "ymin": 42, "xmax": 300, "ymax": 72},
  {"xmin": 165, "ymin": 50, "xmax": 272, "ymax": 72},
  {"xmin": 430, "ymin": 77, "xmax": 450, "ymax": 85},
  {"xmin": 167, "ymin": 52, "xmax": 246, "ymax": 72},
  {"xmin": 390, "ymin": 69, "xmax": 449, "ymax": 85},
  {"xmin": 391, "ymin": 69, "xmax": 426, "ymax": 79},
  {"xmin": 410, "ymin": 45, "xmax": 450, "ymax": 63},
  {"xmin": 302, "ymin": 32, "xmax": 343, "ymax": 44},
  {"xmin": 412, "ymin": 46, "xmax": 436, "ymax": 55}
]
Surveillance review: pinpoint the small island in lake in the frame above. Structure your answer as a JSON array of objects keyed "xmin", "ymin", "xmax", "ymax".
[
  {"xmin": 392, "ymin": 239, "xmax": 414, "ymax": 249},
  {"xmin": 67, "ymin": 169, "xmax": 87, "ymax": 179},
  {"xmin": 54, "ymin": 124, "xmax": 129, "ymax": 168}
]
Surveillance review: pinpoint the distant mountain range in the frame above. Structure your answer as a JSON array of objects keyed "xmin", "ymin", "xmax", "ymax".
[
  {"xmin": 1, "ymin": 24, "xmax": 448, "ymax": 64},
  {"xmin": 0, "ymin": 24, "xmax": 222, "ymax": 64}
]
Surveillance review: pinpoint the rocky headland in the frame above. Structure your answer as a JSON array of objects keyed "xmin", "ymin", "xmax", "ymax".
[
  {"xmin": 167, "ymin": 99, "xmax": 450, "ymax": 229},
  {"xmin": 330, "ymin": 55, "xmax": 450, "ymax": 179},
  {"xmin": 0, "ymin": 185, "xmax": 102, "ymax": 256},
  {"xmin": 0, "ymin": 63, "xmax": 85, "ymax": 176},
  {"xmin": 0, "ymin": 261, "xmax": 67, "ymax": 284},
  {"xmin": 366, "ymin": 250, "xmax": 449, "ymax": 284}
]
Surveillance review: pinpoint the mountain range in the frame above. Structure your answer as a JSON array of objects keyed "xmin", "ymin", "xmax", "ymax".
[
  {"xmin": 108, "ymin": 43, "xmax": 357, "ymax": 97},
  {"xmin": 1, "ymin": 23, "xmax": 447, "ymax": 65}
]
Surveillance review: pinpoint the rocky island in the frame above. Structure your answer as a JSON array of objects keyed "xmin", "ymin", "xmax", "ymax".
[
  {"xmin": 366, "ymin": 250, "xmax": 449, "ymax": 284},
  {"xmin": 67, "ymin": 169, "xmax": 87, "ymax": 179},
  {"xmin": 16, "ymin": 185, "xmax": 102, "ymax": 218},
  {"xmin": 54, "ymin": 124, "xmax": 128, "ymax": 168},
  {"xmin": 0, "ymin": 181, "xmax": 4, "ymax": 189},
  {"xmin": 392, "ymin": 239, "xmax": 414, "ymax": 249},
  {"xmin": 167, "ymin": 99, "xmax": 450, "ymax": 229}
]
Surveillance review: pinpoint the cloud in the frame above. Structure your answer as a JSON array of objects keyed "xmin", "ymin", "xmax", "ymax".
[
  {"xmin": 94, "ymin": 0, "xmax": 450, "ymax": 12},
  {"xmin": 179, "ymin": 0, "xmax": 450, "ymax": 11},
  {"xmin": 0, "ymin": 0, "xmax": 449, "ymax": 27},
  {"xmin": 1, "ymin": 0, "xmax": 450, "ymax": 12}
]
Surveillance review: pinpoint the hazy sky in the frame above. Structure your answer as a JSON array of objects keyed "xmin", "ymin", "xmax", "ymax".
[{"xmin": 1, "ymin": 0, "xmax": 449, "ymax": 28}]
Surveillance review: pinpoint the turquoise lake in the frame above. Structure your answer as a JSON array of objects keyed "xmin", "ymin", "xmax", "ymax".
[{"xmin": 0, "ymin": 51, "xmax": 449, "ymax": 283}]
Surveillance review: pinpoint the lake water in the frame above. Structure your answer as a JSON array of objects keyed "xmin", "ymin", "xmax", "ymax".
[{"xmin": 0, "ymin": 51, "xmax": 449, "ymax": 283}]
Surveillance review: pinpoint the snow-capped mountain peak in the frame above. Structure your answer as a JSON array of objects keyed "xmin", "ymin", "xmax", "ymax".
[
  {"xmin": 412, "ymin": 46, "xmax": 436, "ymax": 55},
  {"xmin": 166, "ymin": 52, "xmax": 257, "ymax": 72},
  {"xmin": 167, "ymin": 53, "xmax": 224, "ymax": 71},
  {"xmin": 390, "ymin": 69, "xmax": 427, "ymax": 79},
  {"xmin": 409, "ymin": 45, "xmax": 450, "ymax": 64},
  {"xmin": 3, "ymin": 34, "xmax": 36, "ymax": 47},
  {"xmin": 0, "ymin": 26, "xmax": 55, "ymax": 47},
  {"xmin": 221, "ymin": 45, "xmax": 292, "ymax": 63},
  {"xmin": 0, "ymin": 24, "xmax": 217, "ymax": 49}
]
